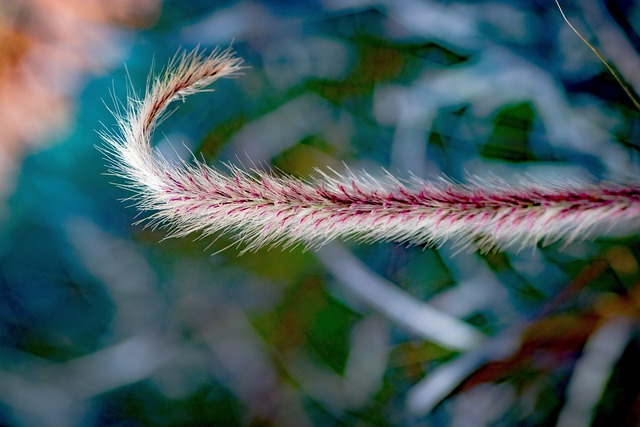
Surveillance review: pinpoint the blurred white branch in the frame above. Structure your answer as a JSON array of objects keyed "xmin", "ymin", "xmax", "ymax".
[
  {"xmin": 282, "ymin": 315, "xmax": 389, "ymax": 413},
  {"xmin": 0, "ymin": 333, "xmax": 174, "ymax": 427},
  {"xmin": 65, "ymin": 218, "xmax": 163, "ymax": 337},
  {"xmin": 182, "ymin": 298, "xmax": 313, "ymax": 426},
  {"xmin": 379, "ymin": 0, "xmax": 636, "ymax": 176},
  {"xmin": 315, "ymin": 243, "xmax": 486, "ymax": 351},
  {"xmin": 406, "ymin": 326, "xmax": 521, "ymax": 415},
  {"xmin": 556, "ymin": 317, "xmax": 635, "ymax": 427}
]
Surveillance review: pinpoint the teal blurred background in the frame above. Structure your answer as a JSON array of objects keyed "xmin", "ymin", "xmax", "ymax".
[{"xmin": 1, "ymin": 0, "xmax": 640, "ymax": 425}]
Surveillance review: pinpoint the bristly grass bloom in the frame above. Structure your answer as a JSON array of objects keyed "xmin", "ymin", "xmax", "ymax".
[{"xmin": 101, "ymin": 48, "xmax": 640, "ymax": 254}]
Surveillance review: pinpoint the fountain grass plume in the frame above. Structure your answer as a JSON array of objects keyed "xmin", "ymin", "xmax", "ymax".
[{"xmin": 100, "ymin": 47, "xmax": 640, "ymax": 254}]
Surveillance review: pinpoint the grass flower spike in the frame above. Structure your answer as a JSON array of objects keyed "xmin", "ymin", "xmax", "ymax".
[{"xmin": 102, "ymin": 48, "xmax": 640, "ymax": 253}]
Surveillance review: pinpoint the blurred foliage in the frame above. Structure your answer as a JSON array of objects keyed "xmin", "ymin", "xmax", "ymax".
[{"xmin": 0, "ymin": 0, "xmax": 640, "ymax": 426}]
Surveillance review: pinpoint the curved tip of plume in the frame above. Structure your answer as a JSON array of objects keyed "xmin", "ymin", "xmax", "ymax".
[{"xmin": 100, "ymin": 47, "xmax": 640, "ymax": 254}]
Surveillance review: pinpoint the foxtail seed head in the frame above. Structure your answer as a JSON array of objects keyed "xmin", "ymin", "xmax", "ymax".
[{"xmin": 101, "ymin": 48, "xmax": 640, "ymax": 253}]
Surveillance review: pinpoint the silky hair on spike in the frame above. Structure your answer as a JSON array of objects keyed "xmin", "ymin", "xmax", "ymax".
[{"xmin": 100, "ymin": 48, "xmax": 640, "ymax": 253}]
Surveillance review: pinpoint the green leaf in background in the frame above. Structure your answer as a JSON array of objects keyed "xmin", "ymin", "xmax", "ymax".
[{"xmin": 480, "ymin": 102, "xmax": 537, "ymax": 162}]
